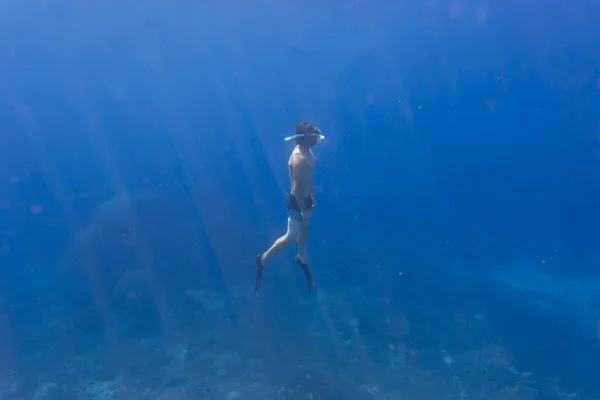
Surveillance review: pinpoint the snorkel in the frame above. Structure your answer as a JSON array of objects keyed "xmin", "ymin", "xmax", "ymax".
[{"xmin": 284, "ymin": 126, "xmax": 326, "ymax": 144}]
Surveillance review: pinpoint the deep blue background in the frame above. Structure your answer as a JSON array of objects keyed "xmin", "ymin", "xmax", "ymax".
[{"xmin": 1, "ymin": 0, "xmax": 600, "ymax": 396}]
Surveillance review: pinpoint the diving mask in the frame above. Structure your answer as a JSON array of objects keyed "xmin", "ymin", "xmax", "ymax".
[{"xmin": 284, "ymin": 127, "xmax": 326, "ymax": 144}]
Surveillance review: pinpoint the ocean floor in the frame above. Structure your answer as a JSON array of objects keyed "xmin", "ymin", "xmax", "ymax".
[
  {"xmin": 0, "ymin": 283, "xmax": 580, "ymax": 400},
  {"xmin": 492, "ymin": 262, "xmax": 600, "ymax": 334}
]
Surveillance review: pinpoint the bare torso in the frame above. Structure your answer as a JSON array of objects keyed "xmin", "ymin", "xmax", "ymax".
[{"xmin": 288, "ymin": 145, "xmax": 315, "ymax": 200}]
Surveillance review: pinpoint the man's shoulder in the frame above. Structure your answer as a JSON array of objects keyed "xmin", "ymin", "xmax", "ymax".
[{"xmin": 289, "ymin": 150, "xmax": 305, "ymax": 164}]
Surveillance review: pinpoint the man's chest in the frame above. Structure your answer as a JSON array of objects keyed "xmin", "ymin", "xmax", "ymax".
[{"xmin": 289, "ymin": 154, "xmax": 315, "ymax": 178}]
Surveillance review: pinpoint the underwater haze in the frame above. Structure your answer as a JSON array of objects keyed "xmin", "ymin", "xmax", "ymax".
[{"xmin": 1, "ymin": 0, "xmax": 600, "ymax": 399}]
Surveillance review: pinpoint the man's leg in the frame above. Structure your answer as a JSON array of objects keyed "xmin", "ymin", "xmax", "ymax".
[
  {"xmin": 296, "ymin": 218, "xmax": 313, "ymax": 297},
  {"xmin": 254, "ymin": 217, "xmax": 299, "ymax": 298},
  {"xmin": 296, "ymin": 218, "xmax": 310, "ymax": 263},
  {"xmin": 261, "ymin": 232, "xmax": 295, "ymax": 265}
]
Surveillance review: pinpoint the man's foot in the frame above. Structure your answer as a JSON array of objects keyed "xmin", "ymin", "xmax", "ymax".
[
  {"xmin": 295, "ymin": 256, "xmax": 313, "ymax": 298},
  {"xmin": 254, "ymin": 254, "xmax": 264, "ymax": 299}
]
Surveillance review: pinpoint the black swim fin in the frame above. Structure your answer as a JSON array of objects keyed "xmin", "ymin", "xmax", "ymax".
[{"xmin": 295, "ymin": 256, "xmax": 313, "ymax": 298}]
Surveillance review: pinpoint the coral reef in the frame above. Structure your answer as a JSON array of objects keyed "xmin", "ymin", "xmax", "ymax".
[{"xmin": 1, "ymin": 283, "xmax": 588, "ymax": 400}]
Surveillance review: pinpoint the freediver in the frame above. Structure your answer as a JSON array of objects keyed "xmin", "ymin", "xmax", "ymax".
[{"xmin": 254, "ymin": 122, "xmax": 326, "ymax": 299}]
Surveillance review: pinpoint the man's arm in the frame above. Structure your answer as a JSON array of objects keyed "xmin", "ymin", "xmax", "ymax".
[{"xmin": 290, "ymin": 154, "xmax": 308, "ymax": 214}]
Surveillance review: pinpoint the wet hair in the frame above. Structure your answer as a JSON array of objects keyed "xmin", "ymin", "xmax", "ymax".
[{"xmin": 293, "ymin": 121, "xmax": 319, "ymax": 146}]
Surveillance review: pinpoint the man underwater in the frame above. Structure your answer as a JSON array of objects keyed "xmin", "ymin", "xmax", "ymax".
[{"xmin": 254, "ymin": 122, "xmax": 326, "ymax": 299}]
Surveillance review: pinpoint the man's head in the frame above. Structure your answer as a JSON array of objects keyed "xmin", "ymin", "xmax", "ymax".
[{"xmin": 285, "ymin": 121, "xmax": 325, "ymax": 148}]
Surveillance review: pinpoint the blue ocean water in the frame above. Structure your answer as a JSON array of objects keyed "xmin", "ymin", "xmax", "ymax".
[{"xmin": 1, "ymin": 1, "xmax": 600, "ymax": 399}]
